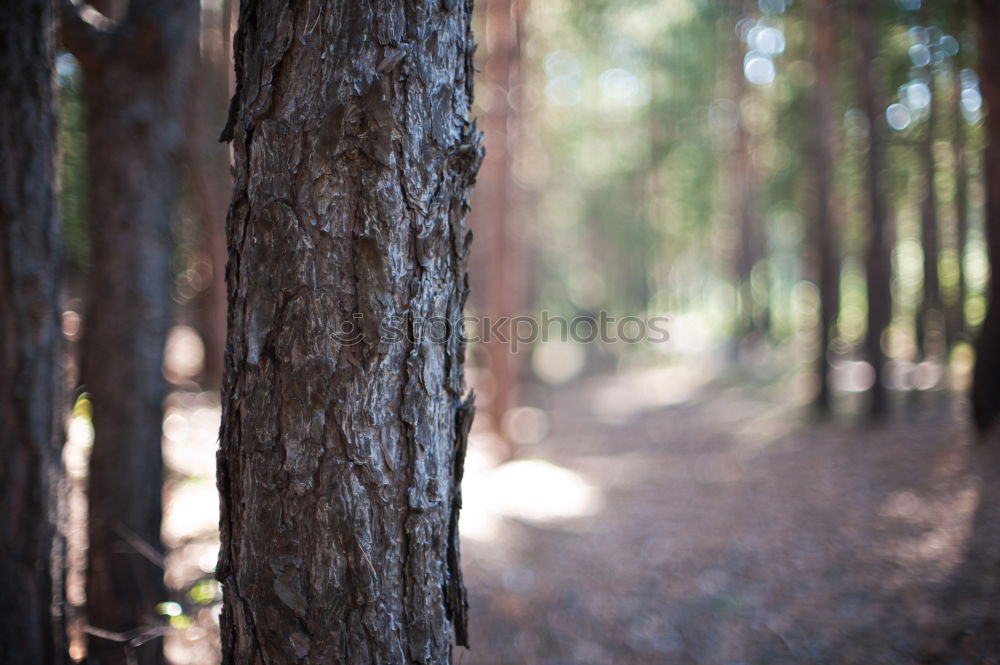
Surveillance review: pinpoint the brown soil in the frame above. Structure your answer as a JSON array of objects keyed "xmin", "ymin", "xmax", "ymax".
[{"xmin": 458, "ymin": 377, "xmax": 1000, "ymax": 665}]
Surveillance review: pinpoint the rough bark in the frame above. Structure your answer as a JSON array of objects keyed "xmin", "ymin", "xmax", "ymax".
[
  {"xmin": 808, "ymin": 0, "xmax": 841, "ymax": 413},
  {"xmin": 972, "ymin": 0, "xmax": 1000, "ymax": 434},
  {"xmin": 855, "ymin": 0, "xmax": 892, "ymax": 418},
  {"xmin": 216, "ymin": 2, "xmax": 481, "ymax": 664},
  {"xmin": 60, "ymin": 2, "xmax": 198, "ymax": 663},
  {"xmin": 0, "ymin": 1, "xmax": 65, "ymax": 662}
]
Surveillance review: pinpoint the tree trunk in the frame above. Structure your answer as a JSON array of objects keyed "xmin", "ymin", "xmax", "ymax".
[
  {"xmin": 186, "ymin": 1, "xmax": 232, "ymax": 388},
  {"xmin": 809, "ymin": 0, "xmax": 841, "ymax": 413},
  {"xmin": 0, "ymin": 1, "xmax": 65, "ymax": 662},
  {"xmin": 467, "ymin": 0, "xmax": 525, "ymax": 450},
  {"xmin": 60, "ymin": 3, "xmax": 198, "ymax": 663},
  {"xmin": 731, "ymin": 24, "xmax": 765, "ymax": 344},
  {"xmin": 216, "ymin": 2, "xmax": 481, "ymax": 664},
  {"xmin": 951, "ymin": 59, "xmax": 969, "ymax": 343},
  {"xmin": 972, "ymin": 0, "xmax": 1000, "ymax": 434},
  {"xmin": 917, "ymin": 65, "xmax": 943, "ymax": 360},
  {"xmin": 855, "ymin": 0, "xmax": 893, "ymax": 418}
]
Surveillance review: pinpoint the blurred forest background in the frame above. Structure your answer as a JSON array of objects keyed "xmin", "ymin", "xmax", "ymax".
[{"xmin": 38, "ymin": 0, "xmax": 1000, "ymax": 662}]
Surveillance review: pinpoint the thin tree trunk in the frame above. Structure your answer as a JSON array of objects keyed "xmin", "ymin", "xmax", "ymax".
[
  {"xmin": 951, "ymin": 60, "xmax": 969, "ymax": 342},
  {"xmin": 0, "ymin": 1, "xmax": 65, "ymax": 662},
  {"xmin": 917, "ymin": 66, "xmax": 943, "ymax": 360},
  {"xmin": 468, "ymin": 0, "xmax": 524, "ymax": 449},
  {"xmin": 60, "ymin": 3, "xmax": 198, "ymax": 664},
  {"xmin": 216, "ymin": 2, "xmax": 481, "ymax": 663},
  {"xmin": 809, "ymin": 0, "xmax": 841, "ymax": 413},
  {"xmin": 186, "ymin": 2, "xmax": 231, "ymax": 388},
  {"xmin": 855, "ymin": 0, "xmax": 893, "ymax": 418},
  {"xmin": 732, "ymin": 35, "xmax": 765, "ymax": 343},
  {"xmin": 972, "ymin": 0, "xmax": 1000, "ymax": 434}
]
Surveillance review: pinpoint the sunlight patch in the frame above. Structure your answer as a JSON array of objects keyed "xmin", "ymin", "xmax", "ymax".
[{"xmin": 461, "ymin": 456, "xmax": 602, "ymax": 541}]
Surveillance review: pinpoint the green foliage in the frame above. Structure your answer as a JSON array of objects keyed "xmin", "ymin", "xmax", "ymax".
[{"xmin": 527, "ymin": 0, "xmax": 983, "ymax": 367}]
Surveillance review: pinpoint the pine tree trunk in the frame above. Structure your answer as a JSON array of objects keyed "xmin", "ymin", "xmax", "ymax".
[
  {"xmin": 855, "ymin": 0, "xmax": 892, "ymax": 418},
  {"xmin": 216, "ymin": 2, "xmax": 481, "ymax": 664},
  {"xmin": 951, "ymin": 62, "xmax": 969, "ymax": 343},
  {"xmin": 186, "ymin": 2, "xmax": 232, "ymax": 388},
  {"xmin": 917, "ymin": 69, "xmax": 942, "ymax": 360},
  {"xmin": 61, "ymin": 3, "xmax": 198, "ymax": 663},
  {"xmin": 732, "ymin": 32, "xmax": 765, "ymax": 343},
  {"xmin": 467, "ymin": 0, "xmax": 524, "ymax": 450},
  {"xmin": 972, "ymin": 0, "xmax": 1000, "ymax": 434},
  {"xmin": 0, "ymin": 1, "xmax": 65, "ymax": 661},
  {"xmin": 809, "ymin": 0, "xmax": 841, "ymax": 413}
]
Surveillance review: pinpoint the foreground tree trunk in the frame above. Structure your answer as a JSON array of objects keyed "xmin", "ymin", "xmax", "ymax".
[
  {"xmin": 808, "ymin": 0, "xmax": 841, "ymax": 413},
  {"xmin": 0, "ymin": 1, "xmax": 65, "ymax": 661},
  {"xmin": 972, "ymin": 0, "xmax": 1000, "ymax": 434},
  {"xmin": 855, "ymin": 0, "xmax": 892, "ymax": 418},
  {"xmin": 61, "ymin": 2, "xmax": 198, "ymax": 663},
  {"xmin": 217, "ymin": 2, "xmax": 481, "ymax": 663}
]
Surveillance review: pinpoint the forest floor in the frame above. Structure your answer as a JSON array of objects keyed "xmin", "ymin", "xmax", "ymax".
[{"xmin": 135, "ymin": 360, "xmax": 1000, "ymax": 665}]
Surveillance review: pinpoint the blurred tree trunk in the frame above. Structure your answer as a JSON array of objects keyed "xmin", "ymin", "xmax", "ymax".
[
  {"xmin": 216, "ymin": 1, "xmax": 480, "ymax": 663},
  {"xmin": 0, "ymin": 1, "xmax": 65, "ymax": 662},
  {"xmin": 731, "ymin": 20, "xmax": 766, "ymax": 344},
  {"xmin": 185, "ymin": 2, "xmax": 232, "ymax": 388},
  {"xmin": 855, "ymin": 0, "xmax": 892, "ymax": 418},
  {"xmin": 468, "ymin": 0, "xmax": 525, "ymax": 450},
  {"xmin": 972, "ymin": 0, "xmax": 1000, "ymax": 434},
  {"xmin": 950, "ymin": 61, "xmax": 969, "ymax": 343},
  {"xmin": 808, "ymin": 0, "xmax": 841, "ymax": 413},
  {"xmin": 60, "ymin": 2, "xmax": 198, "ymax": 663},
  {"xmin": 917, "ymin": 66, "xmax": 943, "ymax": 360}
]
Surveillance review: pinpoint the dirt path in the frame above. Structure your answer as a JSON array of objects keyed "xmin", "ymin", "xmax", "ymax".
[{"xmin": 459, "ymin": 376, "xmax": 1000, "ymax": 665}]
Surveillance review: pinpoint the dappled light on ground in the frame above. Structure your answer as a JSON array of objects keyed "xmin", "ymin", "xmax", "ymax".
[
  {"xmin": 461, "ymin": 453, "xmax": 603, "ymax": 541},
  {"xmin": 582, "ymin": 360, "xmax": 718, "ymax": 423},
  {"xmin": 878, "ymin": 485, "xmax": 979, "ymax": 579},
  {"xmin": 456, "ymin": 367, "xmax": 1000, "ymax": 665}
]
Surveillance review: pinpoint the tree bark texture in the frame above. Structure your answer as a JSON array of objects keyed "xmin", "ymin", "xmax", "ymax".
[
  {"xmin": 217, "ymin": 2, "xmax": 481, "ymax": 664},
  {"xmin": 61, "ymin": 2, "xmax": 198, "ymax": 663},
  {"xmin": 972, "ymin": 0, "xmax": 1000, "ymax": 434},
  {"xmin": 0, "ymin": 1, "xmax": 65, "ymax": 662},
  {"xmin": 855, "ymin": 0, "xmax": 892, "ymax": 418},
  {"xmin": 808, "ymin": 0, "xmax": 841, "ymax": 413}
]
